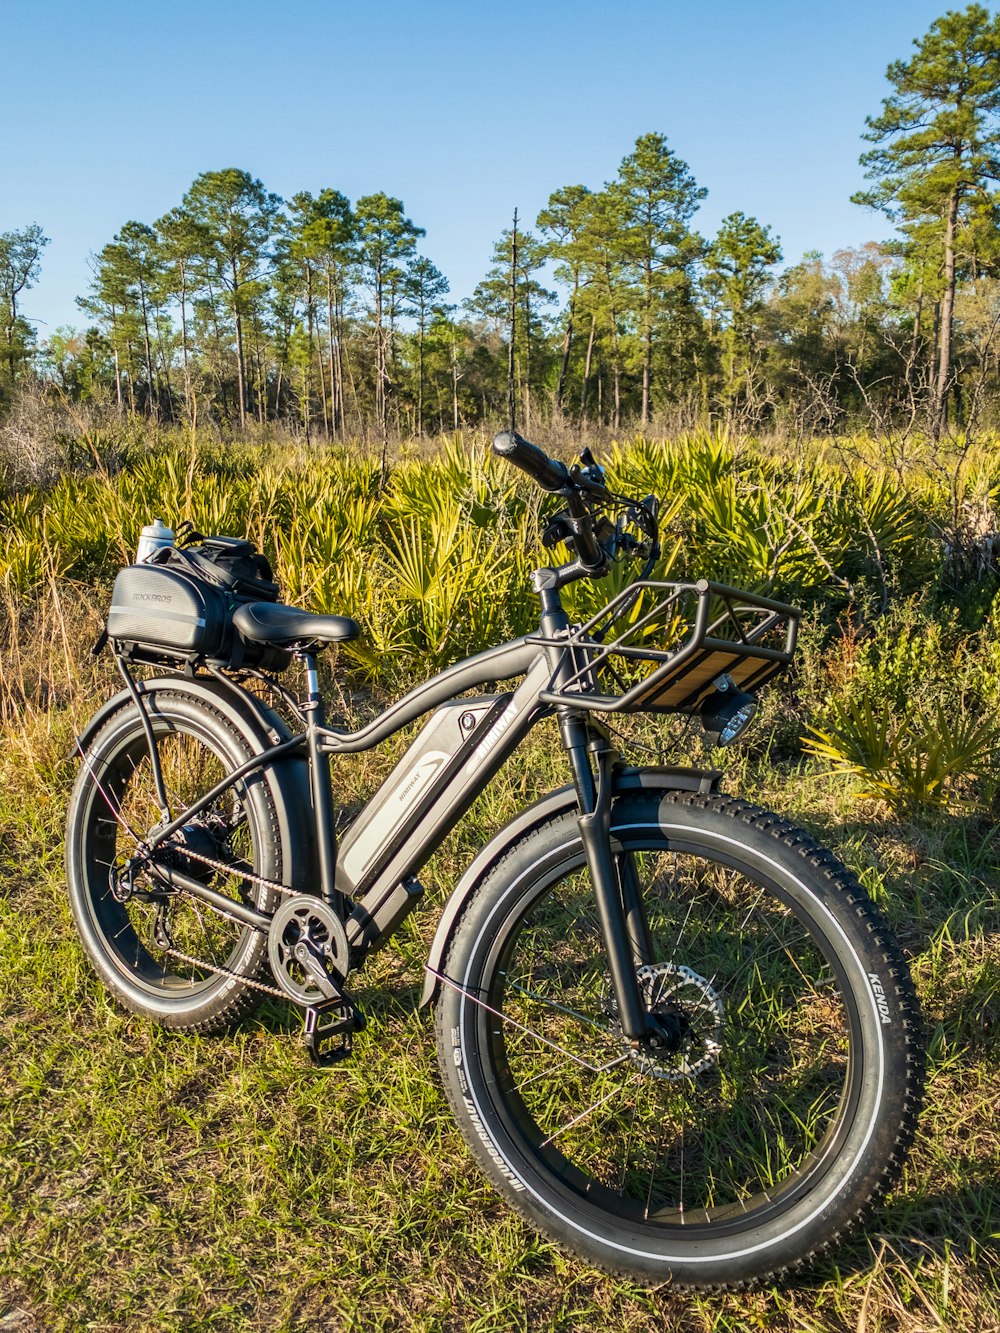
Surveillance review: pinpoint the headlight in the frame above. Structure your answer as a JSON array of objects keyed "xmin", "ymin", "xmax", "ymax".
[{"xmin": 701, "ymin": 685, "xmax": 756, "ymax": 747}]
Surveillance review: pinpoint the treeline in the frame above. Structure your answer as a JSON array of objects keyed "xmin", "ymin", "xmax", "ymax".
[{"xmin": 3, "ymin": 4, "xmax": 1000, "ymax": 440}]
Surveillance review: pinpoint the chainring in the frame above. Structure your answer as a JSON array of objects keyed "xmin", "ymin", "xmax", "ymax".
[{"xmin": 267, "ymin": 895, "xmax": 350, "ymax": 1006}]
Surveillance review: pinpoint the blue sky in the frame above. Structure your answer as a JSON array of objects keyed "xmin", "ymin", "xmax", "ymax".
[{"xmin": 3, "ymin": 0, "xmax": 961, "ymax": 336}]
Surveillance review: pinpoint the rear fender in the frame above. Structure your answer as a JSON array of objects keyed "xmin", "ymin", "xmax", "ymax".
[
  {"xmin": 73, "ymin": 675, "xmax": 317, "ymax": 895},
  {"xmin": 418, "ymin": 765, "xmax": 721, "ymax": 1008}
]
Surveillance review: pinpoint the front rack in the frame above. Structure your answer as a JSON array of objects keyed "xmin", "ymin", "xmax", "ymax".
[{"xmin": 534, "ymin": 579, "xmax": 801, "ymax": 715}]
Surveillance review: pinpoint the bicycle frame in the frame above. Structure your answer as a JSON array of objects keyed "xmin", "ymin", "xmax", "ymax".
[{"xmin": 119, "ymin": 571, "xmax": 663, "ymax": 1041}]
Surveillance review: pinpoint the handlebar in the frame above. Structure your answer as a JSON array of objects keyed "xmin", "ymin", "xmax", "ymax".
[
  {"xmin": 491, "ymin": 429, "xmax": 659, "ymax": 587},
  {"xmin": 492, "ymin": 430, "xmax": 571, "ymax": 493}
]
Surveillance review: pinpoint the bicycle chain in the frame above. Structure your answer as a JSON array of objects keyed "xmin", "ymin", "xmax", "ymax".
[
  {"xmin": 140, "ymin": 838, "xmax": 298, "ymax": 1001},
  {"xmin": 87, "ymin": 745, "xmax": 304, "ymax": 998},
  {"xmin": 160, "ymin": 942, "xmax": 290, "ymax": 1000},
  {"xmin": 146, "ymin": 838, "xmax": 298, "ymax": 898}
]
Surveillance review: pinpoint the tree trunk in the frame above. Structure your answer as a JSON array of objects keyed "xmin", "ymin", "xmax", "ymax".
[
  {"xmin": 932, "ymin": 185, "xmax": 959, "ymax": 440},
  {"xmin": 641, "ymin": 257, "xmax": 652, "ymax": 425},
  {"xmin": 305, "ymin": 263, "xmax": 314, "ymax": 440},
  {"xmin": 330, "ymin": 267, "xmax": 344, "ymax": 434},
  {"xmin": 335, "ymin": 294, "xmax": 346, "ymax": 438},
  {"xmin": 260, "ymin": 348, "xmax": 268, "ymax": 423},
  {"xmin": 417, "ymin": 308, "xmax": 425, "ymax": 435},
  {"xmin": 111, "ymin": 305, "xmax": 123, "ymax": 413},
  {"xmin": 138, "ymin": 281, "xmax": 157, "ymax": 418},
  {"xmin": 522, "ymin": 292, "xmax": 532, "ymax": 432},
  {"xmin": 230, "ymin": 258, "xmax": 246, "ymax": 429},
  {"xmin": 318, "ymin": 335, "xmax": 330, "ymax": 437},
  {"xmin": 342, "ymin": 333, "xmax": 361, "ymax": 439},
  {"xmin": 3, "ymin": 288, "xmax": 16, "ymax": 382},
  {"xmin": 556, "ymin": 272, "xmax": 578, "ymax": 412},
  {"xmin": 451, "ymin": 326, "xmax": 460, "ymax": 430},
  {"xmin": 374, "ymin": 266, "xmax": 387, "ymax": 442},
  {"xmin": 154, "ymin": 303, "xmax": 175, "ymax": 421},
  {"xmin": 179, "ymin": 266, "xmax": 192, "ymax": 422},
  {"xmin": 580, "ymin": 313, "xmax": 596, "ymax": 422}
]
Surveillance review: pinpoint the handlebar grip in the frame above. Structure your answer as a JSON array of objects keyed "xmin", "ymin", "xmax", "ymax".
[{"xmin": 492, "ymin": 431, "xmax": 570, "ymax": 492}]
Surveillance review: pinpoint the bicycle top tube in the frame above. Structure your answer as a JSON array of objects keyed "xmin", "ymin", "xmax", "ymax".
[{"xmin": 318, "ymin": 636, "xmax": 545, "ymax": 756}]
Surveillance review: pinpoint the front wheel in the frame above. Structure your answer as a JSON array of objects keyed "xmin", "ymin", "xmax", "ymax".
[{"xmin": 435, "ymin": 792, "xmax": 923, "ymax": 1289}]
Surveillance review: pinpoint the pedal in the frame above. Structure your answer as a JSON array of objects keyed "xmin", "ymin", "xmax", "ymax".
[{"xmin": 302, "ymin": 996, "xmax": 366, "ymax": 1067}]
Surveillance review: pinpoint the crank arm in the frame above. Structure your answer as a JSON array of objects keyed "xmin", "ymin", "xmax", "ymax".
[{"xmin": 293, "ymin": 939, "xmax": 341, "ymax": 1001}]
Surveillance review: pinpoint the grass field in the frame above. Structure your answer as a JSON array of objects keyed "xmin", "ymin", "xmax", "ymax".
[{"xmin": 1, "ymin": 431, "xmax": 999, "ymax": 1330}]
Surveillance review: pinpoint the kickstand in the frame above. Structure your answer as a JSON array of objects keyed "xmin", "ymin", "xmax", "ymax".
[{"xmin": 302, "ymin": 997, "xmax": 366, "ymax": 1067}]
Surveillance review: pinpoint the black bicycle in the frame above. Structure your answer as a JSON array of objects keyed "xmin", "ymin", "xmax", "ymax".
[{"xmin": 65, "ymin": 431, "xmax": 923, "ymax": 1289}]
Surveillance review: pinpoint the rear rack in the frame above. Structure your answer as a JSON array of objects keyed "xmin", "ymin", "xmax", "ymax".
[{"xmin": 533, "ymin": 579, "xmax": 801, "ymax": 714}]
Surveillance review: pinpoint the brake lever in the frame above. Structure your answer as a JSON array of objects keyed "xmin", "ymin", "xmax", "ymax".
[
  {"xmin": 569, "ymin": 460, "xmax": 611, "ymax": 498},
  {"xmin": 578, "ymin": 447, "xmax": 606, "ymax": 483}
]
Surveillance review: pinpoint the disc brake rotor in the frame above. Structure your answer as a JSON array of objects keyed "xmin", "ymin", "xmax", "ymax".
[{"xmin": 606, "ymin": 962, "xmax": 725, "ymax": 1083}]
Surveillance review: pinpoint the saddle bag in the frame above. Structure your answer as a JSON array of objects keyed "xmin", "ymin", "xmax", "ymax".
[{"xmin": 105, "ymin": 535, "xmax": 291, "ymax": 672}]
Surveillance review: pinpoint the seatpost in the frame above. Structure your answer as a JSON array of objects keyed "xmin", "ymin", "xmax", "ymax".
[{"xmin": 299, "ymin": 651, "xmax": 344, "ymax": 917}]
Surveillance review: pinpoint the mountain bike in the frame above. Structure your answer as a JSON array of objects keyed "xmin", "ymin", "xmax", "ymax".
[{"xmin": 65, "ymin": 430, "xmax": 923, "ymax": 1289}]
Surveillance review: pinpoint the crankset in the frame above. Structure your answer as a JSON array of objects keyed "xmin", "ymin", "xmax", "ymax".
[
  {"xmin": 267, "ymin": 895, "xmax": 350, "ymax": 1003},
  {"xmin": 266, "ymin": 895, "xmax": 364, "ymax": 1066}
]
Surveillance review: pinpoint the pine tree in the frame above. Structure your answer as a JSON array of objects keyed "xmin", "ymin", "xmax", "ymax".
[
  {"xmin": 0, "ymin": 224, "xmax": 48, "ymax": 389},
  {"xmin": 181, "ymin": 170, "xmax": 282, "ymax": 428},
  {"xmin": 355, "ymin": 194, "xmax": 423, "ymax": 442},
  {"xmin": 537, "ymin": 185, "xmax": 592, "ymax": 413},
  {"xmin": 611, "ymin": 133, "xmax": 705, "ymax": 424},
  {"xmin": 403, "ymin": 255, "xmax": 449, "ymax": 434},
  {"xmin": 155, "ymin": 208, "xmax": 206, "ymax": 421},
  {"xmin": 853, "ymin": 4, "xmax": 1000, "ymax": 436},
  {"xmin": 466, "ymin": 230, "xmax": 554, "ymax": 433},
  {"xmin": 704, "ymin": 212, "xmax": 782, "ymax": 410}
]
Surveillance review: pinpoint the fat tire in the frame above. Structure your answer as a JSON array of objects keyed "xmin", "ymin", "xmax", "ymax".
[
  {"xmin": 434, "ymin": 791, "xmax": 923, "ymax": 1289},
  {"xmin": 66, "ymin": 690, "xmax": 282, "ymax": 1034}
]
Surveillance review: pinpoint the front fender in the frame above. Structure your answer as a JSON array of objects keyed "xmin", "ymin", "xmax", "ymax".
[{"xmin": 419, "ymin": 765, "xmax": 721, "ymax": 1008}]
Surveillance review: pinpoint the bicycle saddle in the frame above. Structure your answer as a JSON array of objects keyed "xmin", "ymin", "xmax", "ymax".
[{"xmin": 233, "ymin": 601, "xmax": 360, "ymax": 647}]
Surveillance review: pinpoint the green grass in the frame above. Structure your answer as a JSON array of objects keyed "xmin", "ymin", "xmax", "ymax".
[
  {"xmin": 2, "ymin": 691, "xmax": 1000, "ymax": 1332},
  {"xmin": 2, "ymin": 430, "xmax": 1000, "ymax": 1329}
]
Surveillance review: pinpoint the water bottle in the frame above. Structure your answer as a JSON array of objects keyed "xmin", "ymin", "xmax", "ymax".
[{"xmin": 136, "ymin": 519, "xmax": 175, "ymax": 564}]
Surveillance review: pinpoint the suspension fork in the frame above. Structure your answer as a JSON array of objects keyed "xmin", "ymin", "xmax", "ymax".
[{"xmin": 560, "ymin": 712, "xmax": 653, "ymax": 1041}]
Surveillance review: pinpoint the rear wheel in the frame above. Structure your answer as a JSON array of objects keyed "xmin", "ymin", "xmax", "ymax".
[
  {"xmin": 435, "ymin": 792, "xmax": 923, "ymax": 1288},
  {"xmin": 66, "ymin": 691, "xmax": 281, "ymax": 1033}
]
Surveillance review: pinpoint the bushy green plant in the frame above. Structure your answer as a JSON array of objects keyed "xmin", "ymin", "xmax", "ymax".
[{"xmin": 803, "ymin": 697, "xmax": 1000, "ymax": 812}]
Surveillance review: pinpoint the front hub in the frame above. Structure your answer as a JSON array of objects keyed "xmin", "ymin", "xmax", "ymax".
[{"xmin": 608, "ymin": 962, "xmax": 725, "ymax": 1083}]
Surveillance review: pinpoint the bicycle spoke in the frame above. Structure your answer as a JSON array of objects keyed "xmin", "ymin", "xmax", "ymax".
[{"xmin": 479, "ymin": 841, "xmax": 852, "ymax": 1224}]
